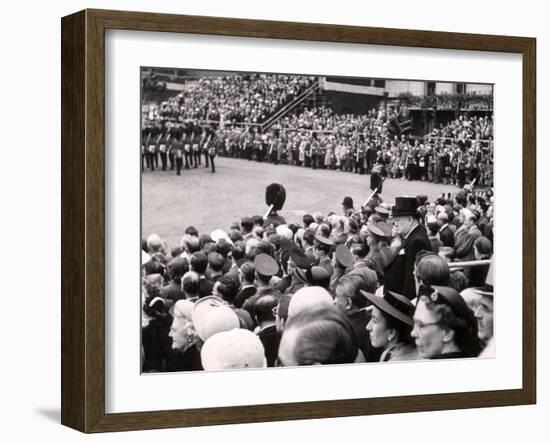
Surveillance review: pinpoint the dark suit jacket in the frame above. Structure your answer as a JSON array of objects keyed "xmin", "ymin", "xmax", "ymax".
[
  {"xmin": 384, "ymin": 224, "xmax": 431, "ymax": 299},
  {"xmin": 233, "ymin": 285, "xmax": 257, "ymax": 309},
  {"xmin": 439, "ymin": 225, "xmax": 455, "ymax": 248},
  {"xmin": 258, "ymin": 324, "xmax": 282, "ymax": 367}
]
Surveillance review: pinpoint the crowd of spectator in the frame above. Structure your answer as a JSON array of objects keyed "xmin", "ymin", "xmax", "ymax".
[
  {"xmin": 146, "ymin": 73, "xmax": 315, "ymax": 125},
  {"xmin": 141, "ymin": 185, "xmax": 494, "ymax": 372}
]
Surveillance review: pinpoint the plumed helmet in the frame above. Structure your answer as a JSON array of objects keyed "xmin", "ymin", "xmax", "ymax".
[{"xmin": 265, "ymin": 183, "xmax": 286, "ymax": 211}]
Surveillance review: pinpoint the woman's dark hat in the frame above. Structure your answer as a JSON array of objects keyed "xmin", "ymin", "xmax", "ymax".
[
  {"xmin": 423, "ymin": 285, "xmax": 472, "ymax": 320},
  {"xmin": 362, "ymin": 290, "xmax": 415, "ymax": 327},
  {"xmin": 391, "ymin": 196, "xmax": 420, "ymax": 218}
]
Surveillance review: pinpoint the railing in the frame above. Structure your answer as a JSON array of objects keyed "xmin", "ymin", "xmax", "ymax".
[
  {"xmin": 260, "ymin": 82, "xmax": 320, "ymax": 132},
  {"xmin": 425, "ymin": 136, "xmax": 493, "ymax": 144}
]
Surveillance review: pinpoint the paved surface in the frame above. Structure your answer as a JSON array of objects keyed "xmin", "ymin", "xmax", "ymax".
[{"xmin": 142, "ymin": 157, "xmax": 457, "ymax": 250}]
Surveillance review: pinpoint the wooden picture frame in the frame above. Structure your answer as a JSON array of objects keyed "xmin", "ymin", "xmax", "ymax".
[{"xmin": 61, "ymin": 8, "xmax": 536, "ymax": 433}]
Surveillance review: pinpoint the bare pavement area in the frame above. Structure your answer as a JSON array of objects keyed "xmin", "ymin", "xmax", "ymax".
[{"xmin": 142, "ymin": 157, "xmax": 457, "ymax": 249}]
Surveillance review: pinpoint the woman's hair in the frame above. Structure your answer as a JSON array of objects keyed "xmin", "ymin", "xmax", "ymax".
[
  {"xmin": 415, "ymin": 253, "xmax": 450, "ymax": 286},
  {"xmin": 231, "ymin": 241, "xmax": 245, "ymax": 262},
  {"xmin": 317, "ymin": 223, "xmax": 331, "ymax": 238},
  {"xmin": 474, "ymin": 236, "xmax": 493, "ymax": 257},
  {"xmin": 419, "ymin": 295, "xmax": 481, "ymax": 357},
  {"xmin": 427, "ymin": 221, "xmax": 440, "ymax": 236},
  {"xmin": 283, "ymin": 305, "xmax": 358, "ymax": 365},
  {"xmin": 381, "ymin": 310, "xmax": 415, "ymax": 345}
]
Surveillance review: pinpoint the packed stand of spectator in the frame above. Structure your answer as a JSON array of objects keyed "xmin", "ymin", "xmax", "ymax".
[
  {"xmin": 145, "ymin": 73, "xmax": 315, "ymax": 125},
  {"xmin": 141, "ymin": 183, "xmax": 494, "ymax": 372},
  {"xmin": 142, "ymin": 101, "xmax": 493, "ymax": 189}
]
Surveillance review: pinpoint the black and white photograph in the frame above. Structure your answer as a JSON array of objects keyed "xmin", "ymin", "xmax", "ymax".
[{"xmin": 140, "ymin": 67, "xmax": 495, "ymax": 373}]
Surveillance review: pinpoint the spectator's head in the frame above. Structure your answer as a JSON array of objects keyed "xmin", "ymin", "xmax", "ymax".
[
  {"xmin": 208, "ymin": 252, "xmax": 225, "ymax": 273},
  {"xmin": 201, "ymin": 329, "xmax": 266, "ymax": 370},
  {"xmin": 252, "ymin": 215, "xmax": 264, "ymax": 227},
  {"xmin": 412, "ymin": 285, "xmax": 481, "ymax": 358},
  {"xmin": 462, "ymin": 210, "xmax": 477, "ymax": 229},
  {"xmin": 302, "ymin": 230, "xmax": 315, "ymax": 247},
  {"xmin": 474, "ymin": 237, "xmax": 493, "ymax": 260},
  {"xmin": 256, "ymin": 239, "xmax": 275, "ymax": 257},
  {"xmin": 313, "ymin": 212, "xmax": 324, "ymax": 224},
  {"xmin": 181, "ymin": 271, "xmax": 200, "ymax": 299},
  {"xmin": 254, "ymin": 253, "xmax": 279, "ymax": 285},
  {"xmin": 460, "ymin": 287, "xmax": 482, "ymax": 313},
  {"xmin": 212, "ymin": 275, "xmax": 240, "ymax": 305},
  {"xmin": 146, "ymin": 233, "xmax": 165, "ymax": 255},
  {"xmin": 227, "ymin": 229, "xmax": 243, "ymax": 244},
  {"xmin": 245, "ymin": 238, "xmax": 260, "ymax": 259},
  {"xmin": 274, "ymin": 293, "xmax": 292, "ymax": 332},
  {"xmin": 231, "ymin": 241, "xmax": 245, "ymax": 263},
  {"xmin": 180, "ymin": 234, "xmax": 201, "ymax": 254},
  {"xmin": 143, "ymin": 258, "xmax": 166, "ymax": 277},
  {"xmin": 254, "ymin": 294, "xmax": 279, "ymax": 326},
  {"xmin": 350, "ymin": 243, "xmax": 368, "ymax": 260},
  {"xmin": 190, "ymin": 252, "xmax": 208, "ymax": 275},
  {"xmin": 142, "ymin": 273, "xmax": 164, "ymax": 300},
  {"xmin": 185, "ymin": 225, "xmax": 199, "ymax": 237},
  {"xmin": 167, "ymin": 257, "xmax": 189, "ymax": 284},
  {"xmin": 474, "ymin": 292, "xmax": 494, "ymax": 343},
  {"xmin": 278, "ymin": 305, "xmax": 358, "ymax": 366},
  {"xmin": 437, "ymin": 211, "xmax": 449, "ymax": 226},
  {"xmin": 198, "ymin": 233, "xmax": 214, "ymax": 250},
  {"xmin": 365, "ymin": 290, "xmax": 415, "ymax": 349},
  {"xmin": 427, "ymin": 221, "xmax": 439, "ymax": 237},
  {"xmin": 240, "ymin": 216, "xmax": 254, "ymax": 233},
  {"xmin": 239, "ymin": 261, "xmax": 256, "ymax": 285},
  {"xmin": 414, "ymin": 252, "xmax": 451, "ymax": 294},
  {"xmin": 302, "ymin": 214, "xmax": 315, "ymax": 228},
  {"xmin": 288, "ymin": 286, "xmax": 333, "ymax": 318},
  {"xmin": 334, "ymin": 275, "xmax": 368, "ymax": 315}
]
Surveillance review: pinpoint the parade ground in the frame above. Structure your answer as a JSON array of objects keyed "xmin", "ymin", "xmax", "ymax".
[{"xmin": 142, "ymin": 157, "xmax": 457, "ymax": 249}]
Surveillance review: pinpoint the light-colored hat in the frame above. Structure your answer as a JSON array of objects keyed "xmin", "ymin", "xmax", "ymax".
[
  {"xmin": 210, "ymin": 229, "xmax": 233, "ymax": 245},
  {"xmin": 192, "ymin": 296, "xmax": 240, "ymax": 341},
  {"xmin": 276, "ymin": 224, "xmax": 293, "ymax": 241},
  {"xmin": 288, "ymin": 286, "xmax": 333, "ymax": 318},
  {"xmin": 173, "ymin": 299, "xmax": 194, "ymax": 320},
  {"xmin": 201, "ymin": 328, "xmax": 267, "ymax": 370}
]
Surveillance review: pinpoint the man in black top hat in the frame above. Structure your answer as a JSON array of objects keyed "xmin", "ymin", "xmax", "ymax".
[{"xmin": 384, "ymin": 196, "xmax": 431, "ymax": 299}]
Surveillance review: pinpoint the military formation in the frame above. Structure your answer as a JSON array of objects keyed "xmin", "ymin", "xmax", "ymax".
[{"xmin": 141, "ymin": 183, "xmax": 495, "ymax": 372}]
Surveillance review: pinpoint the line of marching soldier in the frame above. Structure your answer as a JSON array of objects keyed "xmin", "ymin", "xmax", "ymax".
[{"xmin": 142, "ymin": 122, "xmax": 218, "ymax": 174}]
